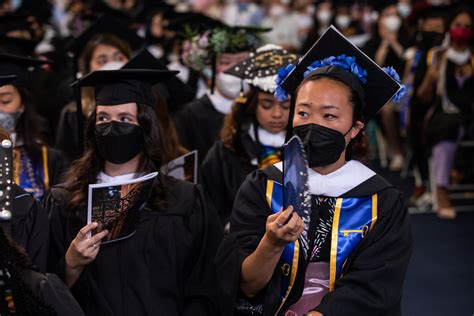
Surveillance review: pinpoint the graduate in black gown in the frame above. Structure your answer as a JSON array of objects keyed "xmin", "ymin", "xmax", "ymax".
[
  {"xmin": 175, "ymin": 23, "xmax": 267, "ymax": 161},
  {"xmin": 0, "ymin": 76, "xmax": 49, "ymax": 272},
  {"xmin": 0, "ymin": 54, "xmax": 67, "ymax": 200},
  {"xmin": 55, "ymin": 14, "xmax": 142, "ymax": 160},
  {"xmin": 201, "ymin": 44, "xmax": 297, "ymax": 227},
  {"xmin": 216, "ymin": 26, "xmax": 413, "ymax": 316},
  {"xmin": 44, "ymin": 69, "xmax": 223, "ymax": 315}
]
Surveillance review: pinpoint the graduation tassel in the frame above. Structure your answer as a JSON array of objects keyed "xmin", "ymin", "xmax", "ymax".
[
  {"xmin": 73, "ymin": 84, "xmax": 85, "ymax": 155},
  {"xmin": 235, "ymin": 80, "xmax": 247, "ymax": 104},
  {"xmin": 210, "ymin": 55, "xmax": 217, "ymax": 94}
]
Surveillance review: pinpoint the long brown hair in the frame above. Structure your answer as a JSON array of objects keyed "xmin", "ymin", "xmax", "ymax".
[
  {"xmin": 220, "ymin": 88, "xmax": 259, "ymax": 152},
  {"xmin": 65, "ymin": 103, "xmax": 170, "ymax": 212}
]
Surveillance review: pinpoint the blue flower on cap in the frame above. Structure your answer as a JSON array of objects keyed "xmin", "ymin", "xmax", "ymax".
[
  {"xmin": 274, "ymin": 63, "xmax": 295, "ymax": 101},
  {"xmin": 382, "ymin": 66, "xmax": 406, "ymax": 103},
  {"xmin": 274, "ymin": 54, "xmax": 368, "ymax": 102}
]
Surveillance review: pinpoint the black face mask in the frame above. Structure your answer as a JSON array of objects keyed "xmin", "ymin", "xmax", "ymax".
[
  {"xmin": 95, "ymin": 121, "xmax": 144, "ymax": 164},
  {"xmin": 419, "ymin": 31, "xmax": 444, "ymax": 49},
  {"xmin": 294, "ymin": 123, "xmax": 351, "ymax": 168}
]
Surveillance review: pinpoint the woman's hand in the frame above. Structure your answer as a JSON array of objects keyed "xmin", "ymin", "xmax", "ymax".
[
  {"xmin": 263, "ymin": 206, "xmax": 305, "ymax": 250},
  {"xmin": 240, "ymin": 206, "xmax": 305, "ymax": 297},
  {"xmin": 64, "ymin": 222, "xmax": 108, "ymax": 287}
]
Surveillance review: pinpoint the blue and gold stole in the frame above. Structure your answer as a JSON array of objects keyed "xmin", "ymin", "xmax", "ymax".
[
  {"xmin": 265, "ymin": 179, "xmax": 378, "ymax": 312},
  {"xmin": 13, "ymin": 145, "xmax": 50, "ymax": 200}
]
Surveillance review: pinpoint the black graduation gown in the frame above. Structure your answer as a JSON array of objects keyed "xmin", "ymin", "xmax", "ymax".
[
  {"xmin": 55, "ymin": 103, "xmax": 81, "ymax": 161},
  {"xmin": 200, "ymin": 122, "xmax": 264, "ymax": 226},
  {"xmin": 201, "ymin": 140, "xmax": 256, "ymax": 226},
  {"xmin": 0, "ymin": 185, "xmax": 49, "ymax": 272},
  {"xmin": 215, "ymin": 164, "xmax": 413, "ymax": 316},
  {"xmin": 44, "ymin": 175, "xmax": 224, "ymax": 316},
  {"xmin": 174, "ymin": 95, "xmax": 225, "ymax": 162}
]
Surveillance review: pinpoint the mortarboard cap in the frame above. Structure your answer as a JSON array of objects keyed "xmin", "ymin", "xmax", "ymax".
[
  {"xmin": 0, "ymin": 75, "xmax": 17, "ymax": 87},
  {"xmin": 71, "ymin": 68, "xmax": 179, "ymax": 153},
  {"xmin": 0, "ymin": 54, "xmax": 53, "ymax": 87},
  {"xmin": 71, "ymin": 69, "xmax": 179, "ymax": 107},
  {"xmin": 0, "ymin": 14, "xmax": 39, "ymax": 55},
  {"xmin": 123, "ymin": 49, "xmax": 195, "ymax": 109},
  {"xmin": 279, "ymin": 26, "xmax": 403, "ymax": 121},
  {"xmin": 225, "ymin": 44, "xmax": 299, "ymax": 93},
  {"xmin": 67, "ymin": 14, "xmax": 143, "ymax": 58}
]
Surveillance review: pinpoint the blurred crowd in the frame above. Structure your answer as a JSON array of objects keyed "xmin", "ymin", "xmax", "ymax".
[{"xmin": 1, "ymin": 0, "xmax": 472, "ymax": 216}]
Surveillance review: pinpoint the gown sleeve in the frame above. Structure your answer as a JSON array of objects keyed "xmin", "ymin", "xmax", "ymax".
[
  {"xmin": 313, "ymin": 188, "xmax": 413, "ymax": 316},
  {"xmin": 25, "ymin": 198, "xmax": 49, "ymax": 272},
  {"xmin": 200, "ymin": 141, "xmax": 232, "ymax": 225},
  {"xmin": 215, "ymin": 170, "xmax": 273, "ymax": 314},
  {"xmin": 182, "ymin": 184, "xmax": 224, "ymax": 316},
  {"xmin": 11, "ymin": 191, "xmax": 50, "ymax": 272},
  {"xmin": 43, "ymin": 187, "xmax": 91, "ymax": 299}
]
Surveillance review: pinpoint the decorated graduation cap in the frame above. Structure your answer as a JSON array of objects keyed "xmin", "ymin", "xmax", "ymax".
[
  {"xmin": 181, "ymin": 20, "xmax": 269, "ymax": 93},
  {"xmin": 70, "ymin": 68, "xmax": 179, "ymax": 152},
  {"xmin": 0, "ymin": 75, "xmax": 17, "ymax": 87},
  {"xmin": 122, "ymin": 49, "xmax": 195, "ymax": 110},
  {"xmin": 275, "ymin": 26, "xmax": 405, "ymax": 123},
  {"xmin": 224, "ymin": 44, "xmax": 299, "ymax": 97},
  {"xmin": 0, "ymin": 54, "xmax": 53, "ymax": 87},
  {"xmin": 67, "ymin": 14, "xmax": 143, "ymax": 59}
]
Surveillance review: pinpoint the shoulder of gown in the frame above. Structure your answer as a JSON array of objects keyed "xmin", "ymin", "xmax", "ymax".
[{"xmin": 9, "ymin": 185, "xmax": 49, "ymax": 272}]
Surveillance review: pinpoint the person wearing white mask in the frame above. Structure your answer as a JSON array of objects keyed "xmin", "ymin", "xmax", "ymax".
[
  {"xmin": 261, "ymin": 0, "xmax": 301, "ymax": 51},
  {"xmin": 333, "ymin": 1, "xmax": 364, "ymax": 39},
  {"xmin": 177, "ymin": 23, "xmax": 267, "ymax": 161},
  {"xmin": 201, "ymin": 44, "xmax": 298, "ymax": 230},
  {"xmin": 420, "ymin": 7, "xmax": 473, "ymax": 219},
  {"xmin": 397, "ymin": 0, "xmax": 412, "ymax": 19},
  {"xmin": 363, "ymin": 1, "xmax": 408, "ymax": 172},
  {"xmin": 300, "ymin": 1, "xmax": 333, "ymax": 53}
]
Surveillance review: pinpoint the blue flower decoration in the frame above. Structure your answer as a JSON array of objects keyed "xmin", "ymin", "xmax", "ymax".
[
  {"xmin": 274, "ymin": 63, "xmax": 295, "ymax": 101},
  {"xmin": 274, "ymin": 55, "xmax": 369, "ymax": 101},
  {"xmin": 304, "ymin": 55, "xmax": 368, "ymax": 84},
  {"xmin": 383, "ymin": 66, "xmax": 407, "ymax": 103}
]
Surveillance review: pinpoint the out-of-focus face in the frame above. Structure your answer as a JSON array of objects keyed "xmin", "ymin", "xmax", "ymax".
[
  {"xmin": 96, "ymin": 103, "xmax": 139, "ymax": 126},
  {"xmin": 255, "ymin": 92, "xmax": 290, "ymax": 133},
  {"xmin": 450, "ymin": 12, "xmax": 472, "ymax": 31},
  {"xmin": 0, "ymin": 84, "xmax": 23, "ymax": 113},
  {"xmin": 422, "ymin": 17, "xmax": 445, "ymax": 33},
  {"xmin": 150, "ymin": 13, "xmax": 167, "ymax": 39},
  {"xmin": 216, "ymin": 52, "xmax": 250, "ymax": 74},
  {"xmin": 293, "ymin": 78, "xmax": 363, "ymax": 144},
  {"xmin": 89, "ymin": 44, "xmax": 129, "ymax": 72}
]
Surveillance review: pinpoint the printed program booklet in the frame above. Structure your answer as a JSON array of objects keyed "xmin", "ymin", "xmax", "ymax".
[{"xmin": 87, "ymin": 172, "xmax": 158, "ymax": 243}]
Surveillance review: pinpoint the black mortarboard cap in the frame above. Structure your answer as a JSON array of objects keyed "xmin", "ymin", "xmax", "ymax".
[
  {"xmin": 0, "ymin": 14, "xmax": 39, "ymax": 55},
  {"xmin": 123, "ymin": 49, "xmax": 194, "ymax": 109},
  {"xmin": 71, "ymin": 69, "xmax": 179, "ymax": 106},
  {"xmin": 67, "ymin": 14, "xmax": 143, "ymax": 58},
  {"xmin": 0, "ymin": 75, "xmax": 17, "ymax": 87},
  {"xmin": 71, "ymin": 68, "xmax": 178, "ymax": 153},
  {"xmin": 167, "ymin": 12, "xmax": 226, "ymax": 36},
  {"xmin": 280, "ymin": 26, "xmax": 402, "ymax": 120},
  {"xmin": 0, "ymin": 54, "xmax": 53, "ymax": 87},
  {"xmin": 225, "ymin": 44, "xmax": 299, "ymax": 93}
]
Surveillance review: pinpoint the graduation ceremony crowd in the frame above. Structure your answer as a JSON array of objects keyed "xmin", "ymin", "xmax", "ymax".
[{"xmin": 0, "ymin": 0, "xmax": 472, "ymax": 315}]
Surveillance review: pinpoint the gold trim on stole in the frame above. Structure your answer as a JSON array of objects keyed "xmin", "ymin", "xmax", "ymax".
[
  {"xmin": 369, "ymin": 194, "xmax": 378, "ymax": 231},
  {"xmin": 329, "ymin": 198, "xmax": 343, "ymax": 292},
  {"xmin": 41, "ymin": 145, "xmax": 50, "ymax": 191}
]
